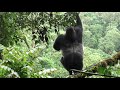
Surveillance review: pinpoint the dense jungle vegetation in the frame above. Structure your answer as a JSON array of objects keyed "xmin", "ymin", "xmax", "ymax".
[{"xmin": 0, "ymin": 12, "xmax": 120, "ymax": 78}]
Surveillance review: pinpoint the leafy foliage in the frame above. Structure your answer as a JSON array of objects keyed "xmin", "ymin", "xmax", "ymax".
[{"xmin": 0, "ymin": 12, "xmax": 120, "ymax": 78}]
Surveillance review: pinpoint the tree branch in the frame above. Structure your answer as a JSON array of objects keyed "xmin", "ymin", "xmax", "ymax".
[{"xmin": 69, "ymin": 69, "xmax": 120, "ymax": 78}]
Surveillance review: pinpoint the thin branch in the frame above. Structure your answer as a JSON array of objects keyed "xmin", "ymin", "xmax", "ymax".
[{"xmin": 70, "ymin": 69, "xmax": 120, "ymax": 78}]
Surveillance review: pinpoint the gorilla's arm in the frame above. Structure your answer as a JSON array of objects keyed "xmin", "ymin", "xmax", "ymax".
[
  {"xmin": 75, "ymin": 13, "xmax": 83, "ymax": 43},
  {"xmin": 76, "ymin": 13, "xmax": 83, "ymax": 30},
  {"xmin": 53, "ymin": 34, "xmax": 64, "ymax": 51}
]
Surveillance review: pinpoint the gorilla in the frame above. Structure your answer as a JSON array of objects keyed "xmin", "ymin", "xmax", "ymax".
[{"xmin": 53, "ymin": 13, "xmax": 83, "ymax": 75}]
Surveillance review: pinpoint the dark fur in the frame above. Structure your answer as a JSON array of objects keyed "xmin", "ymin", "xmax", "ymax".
[{"xmin": 53, "ymin": 13, "xmax": 83, "ymax": 75}]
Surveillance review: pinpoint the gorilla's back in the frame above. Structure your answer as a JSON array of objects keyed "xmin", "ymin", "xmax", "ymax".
[{"xmin": 61, "ymin": 42, "xmax": 83, "ymax": 57}]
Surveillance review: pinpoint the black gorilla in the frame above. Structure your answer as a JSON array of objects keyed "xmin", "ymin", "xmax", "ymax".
[{"xmin": 53, "ymin": 13, "xmax": 83, "ymax": 75}]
